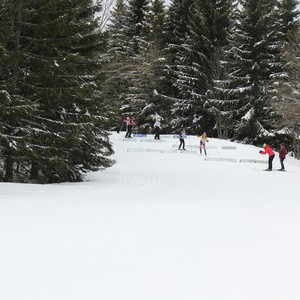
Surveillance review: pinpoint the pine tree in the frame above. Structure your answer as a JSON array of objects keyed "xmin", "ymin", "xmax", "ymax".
[
  {"xmin": 162, "ymin": 0, "xmax": 233, "ymax": 134},
  {"xmin": 1, "ymin": 0, "xmax": 114, "ymax": 183},
  {"xmin": 0, "ymin": 0, "xmax": 38, "ymax": 182},
  {"xmin": 275, "ymin": 31, "xmax": 300, "ymax": 158},
  {"xmin": 125, "ymin": 0, "xmax": 168, "ymax": 132},
  {"xmin": 105, "ymin": 0, "xmax": 152, "ymax": 130},
  {"xmin": 221, "ymin": 0, "xmax": 282, "ymax": 143},
  {"xmin": 162, "ymin": 0, "xmax": 195, "ymax": 132},
  {"xmin": 106, "ymin": 0, "xmax": 168, "ymax": 133},
  {"xmin": 273, "ymin": 1, "xmax": 300, "ymax": 157},
  {"xmin": 170, "ymin": 0, "xmax": 214, "ymax": 131},
  {"xmin": 205, "ymin": 0, "xmax": 239, "ymax": 139},
  {"xmin": 103, "ymin": 0, "xmax": 130, "ymax": 131}
]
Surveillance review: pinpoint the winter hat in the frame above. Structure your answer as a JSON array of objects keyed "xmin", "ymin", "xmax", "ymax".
[{"xmin": 263, "ymin": 143, "xmax": 267, "ymax": 148}]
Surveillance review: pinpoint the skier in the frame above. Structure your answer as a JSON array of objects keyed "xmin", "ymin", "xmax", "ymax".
[
  {"xmin": 178, "ymin": 128, "xmax": 186, "ymax": 150},
  {"xmin": 199, "ymin": 131, "xmax": 208, "ymax": 155},
  {"xmin": 279, "ymin": 143, "xmax": 287, "ymax": 171},
  {"xmin": 259, "ymin": 143, "xmax": 275, "ymax": 171},
  {"xmin": 125, "ymin": 116, "xmax": 136, "ymax": 138},
  {"xmin": 154, "ymin": 118, "xmax": 161, "ymax": 140},
  {"xmin": 123, "ymin": 117, "xmax": 130, "ymax": 137},
  {"xmin": 192, "ymin": 114, "xmax": 200, "ymax": 135}
]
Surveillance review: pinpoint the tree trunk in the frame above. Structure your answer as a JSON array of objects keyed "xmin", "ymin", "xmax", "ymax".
[
  {"xmin": 30, "ymin": 160, "xmax": 39, "ymax": 180},
  {"xmin": 4, "ymin": 156, "xmax": 14, "ymax": 182}
]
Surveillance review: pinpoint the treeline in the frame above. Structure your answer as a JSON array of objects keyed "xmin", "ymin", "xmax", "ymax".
[
  {"xmin": 104, "ymin": 0, "xmax": 300, "ymax": 157},
  {"xmin": 1, "ymin": 0, "xmax": 300, "ymax": 183}
]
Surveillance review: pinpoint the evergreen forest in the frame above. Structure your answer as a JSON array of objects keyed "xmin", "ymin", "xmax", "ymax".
[{"xmin": 0, "ymin": 0, "xmax": 300, "ymax": 183}]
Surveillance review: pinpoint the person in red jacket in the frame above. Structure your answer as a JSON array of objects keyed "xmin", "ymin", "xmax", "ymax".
[
  {"xmin": 279, "ymin": 143, "xmax": 287, "ymax": 171},
  {"xmin": 259, "ymin": 143, "xmax": 275, "ymax": 171}
]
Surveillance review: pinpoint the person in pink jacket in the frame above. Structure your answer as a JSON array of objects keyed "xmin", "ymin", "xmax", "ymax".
[{"xmin": 259, "ymin": 143, "xmax": 275, "ymax": 171}]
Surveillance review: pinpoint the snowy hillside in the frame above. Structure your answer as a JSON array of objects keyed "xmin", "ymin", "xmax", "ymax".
[{"xmin": 1, "ymin": 132, "xmax": 300, "ymax": 300}]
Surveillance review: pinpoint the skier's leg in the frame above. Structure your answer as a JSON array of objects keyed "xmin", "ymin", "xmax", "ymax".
[
  {"xmin": 269, "ymin": 155, "xmax": 274, "ymax": 170},
  {"xmin": 280, "ymin": 158, "xmax": 285, "ymax": 170},
  {"xmin": 128, "ymin": 126, "xmax": 132, "ymax": 137},
  {"xmin": 178, "ymin": 140, "xmax": 182, "ymax": 149}
]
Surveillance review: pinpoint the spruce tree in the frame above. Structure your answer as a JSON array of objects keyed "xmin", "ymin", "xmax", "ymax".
[
  {"xmin": 163, "ymin": 0, "xmax": 233, "ymax": 133},
  {"xmin": 0, "ymin": 0, "xmax": 38, "ymax": 182},
  {"xmin": 106, "ymin": 0, "xmax": 167, "ymax": 133},
  {"xmin": 103, "ymin": 0, "xmax": 130, "ymax": 131},
  {"xmin": 205, "ymin": 0, "xmax": 239, "ymax": 139},
  {"xmin": 162, "ymin": 0, "xmax": 194, "ymax": 132},
  {"xmin": 273, "ymin": 1, "xmax": 300, "ymax": 156},
  {"xmin": 170, "ymin": 0, "xmax": 214, "ymax": 131},
  {"xmin": 221, "ymin": 0, "xmax": 281, "ymax": 143},
  {"xmin": 1, "ymin": 0, "xmax": 114, "ymax": 183},
  {"xmin": 124, "ymin": 0, "xmax": 167, "ymax": 132},
  {"xmin": 105, "ymin": 0, "xmax": 152, "ymax": 128}
]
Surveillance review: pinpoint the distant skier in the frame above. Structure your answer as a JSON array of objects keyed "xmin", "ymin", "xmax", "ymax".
[
  {"xmin": 192, "ymin": 114, "xmax": 200, "ymax": 135},
  {"xmin": 259, "ymin": 143, "xmax": 275, "ymax": 171},
  {"xmin": 279, "ymin": 143, "xmax": 287, "ymax": 171},
  {"xmin": 178, "ymin": 128, "xmax": 186, "ymax": 150},
  {"xmin": 123, "ymin": 117, "xmax": 130, "ymax": 136},
  {"xmin": 154, "ymin": 118, "xmax": 162, "ymax": 140},
  {"xmin": 199, "ymin": 131, "xmax": 208, "ymax": 155},
  {"xmin": 125, "ymin": 116, "xmax": 136, "ymax": 138}
]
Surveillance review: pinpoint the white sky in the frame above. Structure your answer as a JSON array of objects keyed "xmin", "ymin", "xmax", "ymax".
[{"xmin": 1, "ymin": 132, "xmax": 300, "ymax": 300}]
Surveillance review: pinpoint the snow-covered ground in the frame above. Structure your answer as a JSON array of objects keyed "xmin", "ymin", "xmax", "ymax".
[{"xmin": 1, "ymin": 132, "xmax": 300, "ymax": 300}]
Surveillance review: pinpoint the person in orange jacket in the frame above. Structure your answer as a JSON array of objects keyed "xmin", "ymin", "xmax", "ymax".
[{"xmin": 259, "ymin": 143, "xmax": 275, "ymax": 171}]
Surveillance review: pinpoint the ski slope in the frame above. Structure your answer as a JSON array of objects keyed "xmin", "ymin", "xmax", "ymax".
[{"xmin": 1, "ymin": 132, "xmax": 300, "ymax": 300}]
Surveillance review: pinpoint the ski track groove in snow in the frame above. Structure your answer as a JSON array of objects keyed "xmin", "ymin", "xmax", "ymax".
[{"xmin": 113, "ymin": 140, "xmax": 157, "ymax": 193}]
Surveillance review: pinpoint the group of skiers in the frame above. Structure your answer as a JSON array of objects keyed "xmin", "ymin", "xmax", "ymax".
[
  {"xmin": 178, "ymin": 128, "xmax": 208, "ymax": 155},
  {"xmin": 119, "ymin": 116, "xmax": 136, "ymax": 138},
  {"xmin": 119, "ymin": 114, "xmax": 287, "ymax": 171},
  {"xmin": 259, "ymin": 143, "xmax": 287, "ymax": 171},
  {"xmin": 120, "ymin": 115, "xmax": 161, "ymax": 139},
  {"xmin": 120, "ymin": 114, "xmax": 202, "ymax": 140}
]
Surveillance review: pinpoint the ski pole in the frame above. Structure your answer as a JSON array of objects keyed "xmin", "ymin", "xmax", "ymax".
[
  {"xmin": 118, "ymin": 122, "xmax": 124, "ymax": 133},
  {"xmin": 172, "ymin": 139, "xmax": 179, "ymax": 148}
]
